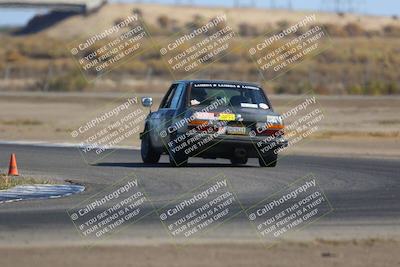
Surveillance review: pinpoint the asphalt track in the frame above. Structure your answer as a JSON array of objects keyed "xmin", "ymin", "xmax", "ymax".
[{"xmin": 0, "ymin": 143, "xmax": 399, "ymax": 245}]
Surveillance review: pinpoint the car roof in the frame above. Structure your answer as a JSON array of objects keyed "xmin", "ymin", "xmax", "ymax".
[{"xmin": 175, "ymin": 79, "xmax": 262, "ymax": 88}]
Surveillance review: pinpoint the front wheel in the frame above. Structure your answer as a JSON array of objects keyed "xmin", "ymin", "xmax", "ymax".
[
  {"xmin": 258, "ymin": 152, "xmax": 278, "ymax": 167},
  {"xmin": 141, "ymin": 132, "xmax": 161, "ymax": 163}
]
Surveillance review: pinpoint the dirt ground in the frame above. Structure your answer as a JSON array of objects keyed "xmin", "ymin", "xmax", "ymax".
[
  {"xmin": 0, "ymin": 92, "xmax": 399, "ymax": 158},
  {"xmin": 0, "ymin": 239, "xmax": 399, "ymax": 267}
]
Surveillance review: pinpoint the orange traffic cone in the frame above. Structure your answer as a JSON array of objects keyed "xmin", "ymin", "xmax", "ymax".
[{"xmin": 8, "ymin": 153, "xmax": 19, "ymax": 176}]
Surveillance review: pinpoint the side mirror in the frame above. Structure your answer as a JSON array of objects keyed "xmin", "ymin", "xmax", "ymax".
[{"xmin": 141, "ymin": 97, "xmax": 153, "ymax": 112}]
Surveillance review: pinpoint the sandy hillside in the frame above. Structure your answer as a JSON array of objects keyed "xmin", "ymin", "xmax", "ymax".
[{"xmin": 43, "ymin": 3, "xmax": 400, "ymax": 39}]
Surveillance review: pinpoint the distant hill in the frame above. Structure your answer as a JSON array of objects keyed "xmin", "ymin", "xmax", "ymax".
[
  {"xmin": 39, "ymin": 3, "xmax": 399, "ymax": 39},
  {"xmin": 2, "ymin": 3, "xmax": 400, "ymax": 95}
]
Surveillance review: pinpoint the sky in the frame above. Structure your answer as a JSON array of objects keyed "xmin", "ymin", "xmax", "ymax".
[{"xmin": 0, "ymin": 0, "xmax": 399, "ymax": 26}]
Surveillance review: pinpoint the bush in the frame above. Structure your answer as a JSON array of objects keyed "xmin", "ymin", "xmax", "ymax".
[
  {"xmin": 5, "ymin": 50, "xmax": 25, "ymax": 62},
  {"xmin": 276, "ymin": 20, "xmax": 289, "ymax": 30},
  {"xmin": 114, "ymin": 17, "xmax": 125, "ymax": 26},
  {"xmin": 344, "ymin": 23, "xmax": 365, "ymax": 36},
  {"xmin": 132, "ymin": 8, "xmax": 143, "ymax": 17},
  {"xmin": 346, "ymin": 81, "xmax": 399, "ymax": 95},
  {"xmin": 185, "ymin": 15, "xmax": 206, "ymax": 31},
  {"xmin": 322, "ymin": 23, "xmax": 347, "ymax": 37},
  {"xmin": 205, "ymin": 16, "xmax": 228, "ymax": 35},
  {"xmin": 337, "ymin": 12, "xmax": 346, "ymax": 17},
  {"xmin": 47, "ymin": 70, "xmax": 89, "ymax": 92},
  {"xmin": 14, "ymin": 35, "xmax": 69, "ymax": 59},
  {"xmin": 157, "ymin": 15, "xmax": 171, "ymax": 30},
  {"xmin": 348, "ymin": 84, "xmax": 363, "ymax": 94},
  {"xmin": 383, "ymin": 25, "xmax": 400, "ymax": 37},
  {"xmin": 364, "ymin": 80, "xmax": 385, "ymax": 95},
  {"xmin": 238, "ymin": 23, "xmax": 259, "ymax": 37},
  {"xmin": 386, "ymin": 82, "xmax": 399, "ymax": 94}
]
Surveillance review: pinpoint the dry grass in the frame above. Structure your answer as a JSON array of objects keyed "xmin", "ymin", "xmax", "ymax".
[
  {"xmin": 0, "ymin": 174, "xmax": 56, "ymax": 190},
  {"xmin": 0, "ymin": 119, "xmax": 43, "ymax": 126},
  {"xmin": 43, "ymin": 3, "xmax": 400, "ymax": 39},
  {"xmin": 314, "ymin": 130, "xmax": 400, "ymax": 139},
  {"xmin": 1, "ymin": 4, "xmax": 399, "ymax": 95}
]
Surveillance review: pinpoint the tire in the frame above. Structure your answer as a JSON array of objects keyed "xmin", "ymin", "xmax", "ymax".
[
  {"xmin": 141, "ymin": 132, "xmax": 161, "ymax": 164},
  {"xmin": 258, "ymin": 152, "xmax": 278, "ymax": 167},
  {"xmin": 230, "ymin": 157, "xmax": 248, "ymax": 165}
]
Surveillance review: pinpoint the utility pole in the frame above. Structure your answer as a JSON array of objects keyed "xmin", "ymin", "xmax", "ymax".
[
  {"xmin": 4, "ymin": 65, "xmax": 10, "ymax": 81},
  {"xmin": 233, "ymin": 0, "xmax": 256, "ymax": 8},
  {"xmin": 287, "ymin": 0, "xmax": 292, "ymax": 10},
  {"xmin": 334, "ymin": 0, "xmax": 341, "ymax": 12},
  {"xmin": 347, "ymin": 0, "xmax": 354, "ymax": 13}
]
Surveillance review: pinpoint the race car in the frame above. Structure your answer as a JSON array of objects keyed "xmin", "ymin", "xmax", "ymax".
[{"xmin": 139, "ymin": 80, "xmax": 287, "ymax": 167}]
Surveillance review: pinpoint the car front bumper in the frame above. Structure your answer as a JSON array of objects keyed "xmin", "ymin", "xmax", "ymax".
[{"xmin": 180, "ymin": 132, "xmax": 288, "ymax": 158}]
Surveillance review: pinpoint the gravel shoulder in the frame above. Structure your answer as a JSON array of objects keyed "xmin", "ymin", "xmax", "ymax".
[{"xmin": 1, "ymin": 240, "xmax": 399, "ymax": 267}]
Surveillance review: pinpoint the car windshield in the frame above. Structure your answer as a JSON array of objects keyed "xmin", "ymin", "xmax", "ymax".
[{"xmin": 189, "ymin": 83, "xmax": 269, "ymax": 108}]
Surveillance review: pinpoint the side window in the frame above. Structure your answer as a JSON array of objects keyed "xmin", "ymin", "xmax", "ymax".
[
  {"xmin": 169, "ymin": 83, "xmax": 185, "ymax": 109},
  {"xmin": 160, "ymin": 84, "xmax": 177, "ymax": 109}
]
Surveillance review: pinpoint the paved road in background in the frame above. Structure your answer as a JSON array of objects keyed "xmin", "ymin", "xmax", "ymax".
[{"xmin": 0, "ymin": 143, "xmax": 399, "ymax": 245}]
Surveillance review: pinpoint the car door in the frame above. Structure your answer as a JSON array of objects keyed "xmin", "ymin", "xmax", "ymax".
[{"xmin": 150, "ymin": 83, "xmax": 185, "ymax": 148}]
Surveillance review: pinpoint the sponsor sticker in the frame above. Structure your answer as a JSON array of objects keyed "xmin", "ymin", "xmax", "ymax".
[{"xmin": 218, "ymin": 113, "xmax": 235, "ymax": 121}]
